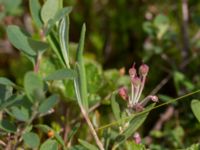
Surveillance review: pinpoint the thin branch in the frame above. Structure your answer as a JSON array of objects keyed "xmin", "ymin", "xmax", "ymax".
[
  {"xmin": 150, "ymin": 74, "xmax": 171, "ymax": 95},
  {"xmin": 80, "ymin": 105, "xmax": 105, "ymax": 150},
  {"xmin": 181, "ymin": 0, "xmax": 190, "ymax": 60}
]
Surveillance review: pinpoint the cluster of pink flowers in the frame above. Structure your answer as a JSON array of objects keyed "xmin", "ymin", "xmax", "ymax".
[{"xmin": 118, "ymin": 64, "xmax": 158, "ymax": 112}]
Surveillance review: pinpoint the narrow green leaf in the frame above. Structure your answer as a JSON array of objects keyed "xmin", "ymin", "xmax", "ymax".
[
  {"xmin": 111, "ymin": 92, "xmax": 121, "ymax": 121},
  {"xmin": 0, "ymin": 95, "xmax": 23, "ymax": 110},
  {"xmin": 67, "ymin": 123, "xmax": 80, "ymax": 141},
  {"xmin": 76, "ymin": 24, "xmax": 88, "ymax": 110},
  {"xmin": 41, "ymin": 0, "xmax": 60, "ymax": 24},
  {"xmin": 59, "ymin": 16, "xmax": 70, "ymax": 68},
  {"xmin": 185, "ymin": 143, "xmax": 200, "ymax": 150},
  {"xmin": 38, "ymin": 94, "xmax": 58, "ymax": 113},
  {"xmin": 35, "ymin": 124, "xmax": 51, "ymax": 133},
  {"xmin": 0, "ymin": 85, "xmax": 13, "ymax": 102},
  {"xmin": 191, "ymin": 99, "xmax": 200, "ymax": 122},
  {"xmin": 40, "ymin": 139, "xmax": 58, "ymax": 150},
  {"xmin": 115, "ymin": 104, "xmax": 155, "ymax": 147},
  {"xmin": 23, "ymin": 132, "xmax": 40, "ymax": 148},
  {"xmin": 78, "ymin": 139, "xmax": 99, "ymax": 150},
  {"xmin": 0, "ymin": 77, "xmax": 15, "ymax": 86},
  {"xmin": 47, "ymin": 33, "xmax": 65, "ymax": 67},
  {"xmin": 45, "ymin": 69, "xmax": 76, "ymax": 81},
  {"xmin": 74, "ymin": 63, "xmax": 84, "ymax": 106},
  {"xmin": 0, "ymin": 119, "xmax": 16, "ymax": 133},
  {"xmin": 28, "ymin": 38, "xmax": 49, "ymax": 53},
  {"xmin": 125, "ymin": 141, "xmax": 145, "ymax": 150},
  {"xmin": 70, "ymin": 145, "xmax": 85, "ymax": 150},
  {"xmin": 46, "ymin": 7, "xmax": 72, "ymax": 35},
  {"xmin": 24, "ymin": 71, "xmax": 44, "ymax": 101},
  {"xmin": 29, "ymin": 0, "xmax": 43, "ymax": 28},
  {"xmin": 10, "ymin": 106, "xmax": 29, "ymax": 121}
]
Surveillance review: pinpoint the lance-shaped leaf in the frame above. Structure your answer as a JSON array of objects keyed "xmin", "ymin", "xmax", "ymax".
[
  {"xmin": 111, "ymin": 92, "xmax": 121, "ymax": 121},
  {"xmin": 0, "ymin": 95, "xmax": 23, "ymax": 111},
  {"xmin": 46, "ymin": 32, "xmax": 65, "ymax": 67},
  {"xmin": 46, "ymin": 7, "xmax": 72, "ymax": 35},
  {"xmin": 74, "ymin": 63, "xmax": 83, "ymax": 106},
  {"xmin": 67, "ymin": 123, "xmax": 80, "ymax": 141},
  {"xmin": 29, "ymin": 0, "xmax": 43, "ymax": 28},
  {"xmin": 45, "ymin": 69, "xmax": 76, "ymax": 81},
  {"xmin": 38, "ymin": 94, "xmax": 58, "ymax": 113},
  {"xmin": 191, "ymin": 99, "xmax": 200, "ymax": 123},
  {"xmin": 59, "ymin": 16, "xmax": 70, "ymax": 68},
  {"xmin": 75, "ymin": 24, "xmax": 88, "ymax": 110},
  {"xmin": 114, "ymin": 104, "xmax": 155, "ymax": 147}
]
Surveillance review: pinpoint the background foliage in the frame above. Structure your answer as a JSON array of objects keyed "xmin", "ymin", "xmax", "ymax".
[{"xmin": 0, "ymin": 0, "xmax": 200, "ymax": 149}]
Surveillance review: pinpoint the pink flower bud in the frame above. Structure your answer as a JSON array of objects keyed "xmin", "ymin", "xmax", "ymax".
[
  {"xmin": 129, "ymin": 67, "xmax": 136, "ymax": 77},
  {"xmin": 133, "ymin": 132, "xmax": 141, "ymax": 144},
  {"xmin": 150, "ymin": 95, "xmax": 158, "ymax": 102},
  {"xmin": 118, "ymin": 87, "xmax": 128, "ymax": 100},
  {"xmin": 139, "ymin": 64, "xmax": 149, "ymax": 76},
  {"xmin": 131, "ymin": 76, "xmax": 141, "ymax": 87}
]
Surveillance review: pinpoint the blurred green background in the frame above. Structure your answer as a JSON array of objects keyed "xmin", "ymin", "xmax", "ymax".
[{"xmin": 0, "ymin": 0, "xmax": 200, "ymax": 149}]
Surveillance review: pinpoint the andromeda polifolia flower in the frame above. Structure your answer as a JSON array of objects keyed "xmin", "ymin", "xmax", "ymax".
[
  {"xmin": 139, "ymin": 64, "xmax": 149, "ymax": 77},
  {"xmin": 133, "ymin": 132, "xmax": 141, "ymax": 144},
  {"xmin": 118, "ymin": 87, "xmax": 128, "ymax": 100}
]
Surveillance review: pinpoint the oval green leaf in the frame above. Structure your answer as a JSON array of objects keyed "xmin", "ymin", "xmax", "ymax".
[
  {"xmin": 38, "ymin": 94, "xmax": 58, "ymax": 113},
  {"xmin": 7, "ymin": 25, "xmax": 49, "ymax": 56},
  {"xmin": 41, "ymin": 0, "xmax": 60, "ymax": 24},
  {"xmin": 24, "ymin": 71, "xmax": 44, "ymax": 101},
  {"xmin": 40, "ymin": 139, "xmax": 58, "ymax": 150},
  {"xmin": 0, "ymin": 119, "xmax": 16, "ymax": 133},
  {"xmin": 0, "ymin": 77, "xmax": 15, "ymax": 86},
  {"xmin": 6, "ymin": 25, "xmax": 36, "ymax": 56},
  {"xmin": 191, "ymin": 99, "xmax": 200, "ymax": 123},
  {"xmin": 29, "ymin": 0, "xmax": 43, "ymax": 28},
  {"xmin": 10, "ymin": 106, "xmax": 29, "ymax": 121},
  {"xmin": 23, "ymin": 132, "xmax": 40, "ymax": 148}
]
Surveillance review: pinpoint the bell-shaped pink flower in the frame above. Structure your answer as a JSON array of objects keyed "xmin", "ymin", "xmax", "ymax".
[
  {"xmin": 118, "ymin": 87, "xmax": 128, "ymax": 100},
  {"xmin": 139, "ymin": 64, "xmax": 149, "ymax": 76}
]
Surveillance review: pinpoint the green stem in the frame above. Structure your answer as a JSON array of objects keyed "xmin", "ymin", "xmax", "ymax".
[
  {"xmin": 96, "ymin": 89, "xmax": 200, "ymax": 131},
  {"xmin": 47, "ymin": 34, "xmax": 65, "ymax": 68}
]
